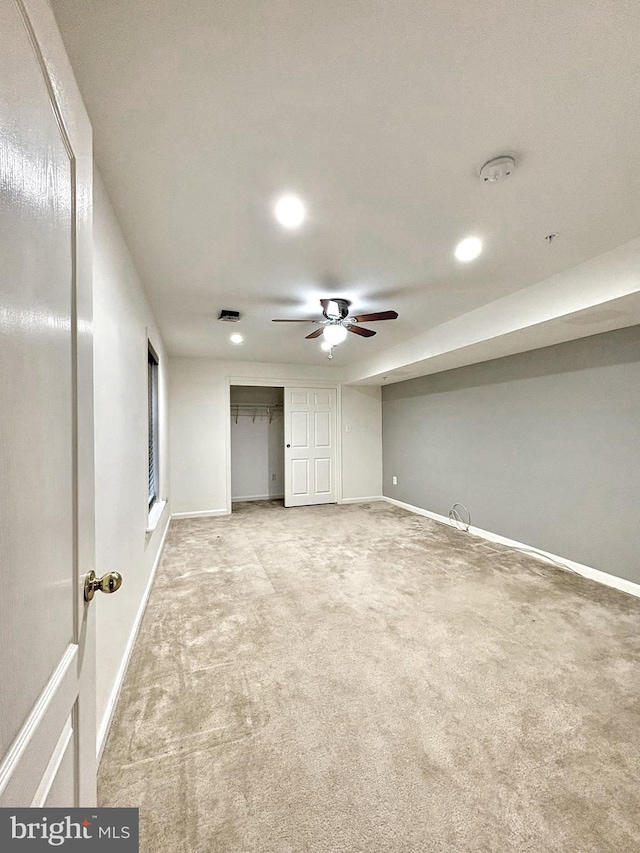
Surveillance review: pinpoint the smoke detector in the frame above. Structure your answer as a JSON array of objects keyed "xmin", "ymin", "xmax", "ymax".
[
  {"xmin": 479, "ymin": 155, "xmax": 516, "ymax": 183},
  {"xmin": 218, "ymin": 309, "xmax": 240, "ymax": 322}
]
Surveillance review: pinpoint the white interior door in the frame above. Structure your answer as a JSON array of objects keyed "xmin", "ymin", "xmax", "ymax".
[
  {"xmin": 284, "ymin": 388, "xmax": 337, "ymax": 507},
  {"xmin": 0, "ymin": 0, "xmax": 97, "ymax": 807}
]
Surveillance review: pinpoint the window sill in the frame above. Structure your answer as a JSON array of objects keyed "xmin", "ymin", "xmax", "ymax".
[{"xmin": 146, "ymin": 500, "xmax": 167, "ymax": 534}]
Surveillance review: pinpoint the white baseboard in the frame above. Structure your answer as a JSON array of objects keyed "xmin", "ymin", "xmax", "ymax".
[
  {"xmin": 383, "ymin": 496, "xmax": 640, "ymax": 600},
  {"xmin": 171, "ymin": 508, "xmax": 230, "ymax": 519},
  {"xmin": 97, "ymin": 511, "xmax": 171, "ymax": 761},
  {"xmin": 340, "ymin": 495, "xmax": 384, "ymax": 504},
  {"xmin": 231, "ymin": 494, "xmax": 284, "ymax": 502}
]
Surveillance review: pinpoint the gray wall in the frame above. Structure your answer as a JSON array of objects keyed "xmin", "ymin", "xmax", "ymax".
[{"xmin": 382, "ymin": 325, "xmax": 640, "ymax": 584}]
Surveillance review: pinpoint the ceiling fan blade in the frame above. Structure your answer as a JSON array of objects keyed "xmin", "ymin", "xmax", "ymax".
[
  {"xmin": 350, "ymin": 310, "xmax": 398, "ymax": 322},
  {"xmin": 348, "ymin": 325, "xmax": 376, "ymax": 337},
  {"xmin": 305, "ymin": 328, "xmax": 324, "ymax": 339},
  {"xmin": 272, "ymin": 318, "xmax": 319, "ymax": 323}
]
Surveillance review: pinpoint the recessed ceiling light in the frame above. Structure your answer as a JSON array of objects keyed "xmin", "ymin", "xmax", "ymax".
[
  {"xmin": 455, "ymin": 236, "xmax": 483, "ymax": 262},
  {"xmin": 230, "ymin": 333, "xmax": 244, "ymax": 344},
  {"xmin": 320, "ymin": 340, "xmax": 333, "ymax": 351},
  {"xmin": 323, "ymin": 324, "xmax": 348, "ymax": 345},
  {"xmin": 274, "ymin": 194, "xmax": 306, "ymax": 229}
]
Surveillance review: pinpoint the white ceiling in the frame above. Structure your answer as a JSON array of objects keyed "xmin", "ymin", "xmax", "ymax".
[{"xmin": 52, "ymin": 0, "xmax": 640, "ymax": 377}]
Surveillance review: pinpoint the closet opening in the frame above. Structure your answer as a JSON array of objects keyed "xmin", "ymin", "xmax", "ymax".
[{"xmin": 230, "ymin": 385, "xmax": 285, "ymax": 509}]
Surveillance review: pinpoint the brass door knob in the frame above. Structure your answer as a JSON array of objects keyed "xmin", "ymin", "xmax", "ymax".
[{"xmin": 84, "ymin": 570, "xmax": 123, "ymax": 602}]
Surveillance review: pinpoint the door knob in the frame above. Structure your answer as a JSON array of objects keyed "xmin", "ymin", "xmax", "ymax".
[
  {"xmin": 286, "ymin": 443, "xmax": 291, "ymax": 448},
  {"xmin": 84, "ymin": 570, "xmax": 123, "ymax": 602}
]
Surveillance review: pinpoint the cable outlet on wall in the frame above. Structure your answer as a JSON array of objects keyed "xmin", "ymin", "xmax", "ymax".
[{"xmin": 392, "ymin": 476, "xmax": 398, "ymax": 485}]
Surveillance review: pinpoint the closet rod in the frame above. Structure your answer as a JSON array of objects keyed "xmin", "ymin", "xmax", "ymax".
[
  {"xmin": 231, "ymin": 403, "xmax": 283, "ymax": 424},
  {"xmin": 231, "ymin": 403, "xmax": 283, "ymax": 408}
]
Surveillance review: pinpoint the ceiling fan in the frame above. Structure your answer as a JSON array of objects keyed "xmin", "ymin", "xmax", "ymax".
[{"xmin": 272, "ymin": 298, "xmax": 398, "ymax": 346}]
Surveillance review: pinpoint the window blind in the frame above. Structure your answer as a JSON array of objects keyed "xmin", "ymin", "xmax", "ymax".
[{"xmin": 148, "ymin": 346, "xmax": 159, "ymax": 508}]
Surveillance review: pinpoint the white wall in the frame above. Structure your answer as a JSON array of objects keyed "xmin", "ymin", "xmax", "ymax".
[
  {"xmin": 93, "ymin": 169, "xmax": 170, "ymax": 752},
  {"xmin": 169, "ymin": 358, "xmax": 382, "ymax": 515},
  {"xmin": 230, "ymin": 386, "xmax": 284, "ymax": 500},
  {"xmin": 341, "ymin": 384, "xmax": 383, "ymax": 500}
]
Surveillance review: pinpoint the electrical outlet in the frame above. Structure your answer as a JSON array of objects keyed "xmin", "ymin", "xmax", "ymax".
[
  {"xmin": 345, "ymin": 423, "xmax": 352, "ymax": 433},
  {"xmin": 270, "ymin": 473, "xmax": 277, "ymax": 481},
  {"xmin": 392, "ymin": 476, "xmax": 398, "ymax": 485}
]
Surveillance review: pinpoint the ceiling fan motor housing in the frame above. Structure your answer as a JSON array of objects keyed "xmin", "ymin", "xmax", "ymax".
[{"xmin": 323, "ymin": 298, "xmax": 351, "ymax": 319}]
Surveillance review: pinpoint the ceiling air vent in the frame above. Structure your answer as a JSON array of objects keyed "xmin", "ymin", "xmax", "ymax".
[{"xmin": 218, "ymin": 309, "xmax": 240, "ymax": 322}]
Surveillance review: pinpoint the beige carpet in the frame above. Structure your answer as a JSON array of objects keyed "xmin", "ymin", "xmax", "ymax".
[{"xmin": 100, "ymin": 500, "xmax": 640, "ymax": 852}]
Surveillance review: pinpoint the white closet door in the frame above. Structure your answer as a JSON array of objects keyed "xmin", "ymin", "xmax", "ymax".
[{"xmin": 284, "ymin": 388, "xmax": 337, "ymax": 507}]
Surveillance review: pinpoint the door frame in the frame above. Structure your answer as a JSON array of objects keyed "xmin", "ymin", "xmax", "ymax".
[{"xmin": 225, "ymin": 378, "xmax": 342, "ymax": 514}]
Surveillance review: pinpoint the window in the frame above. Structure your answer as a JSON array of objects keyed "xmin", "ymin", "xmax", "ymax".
[{"xmin": 148, "ymin": 343, "xmax": 159, "ymax": 509}]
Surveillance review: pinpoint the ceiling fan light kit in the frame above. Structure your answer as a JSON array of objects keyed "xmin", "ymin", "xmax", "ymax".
[{"xmin": 323, "ymin": 324, "xmax": 348, "ymax": 345}]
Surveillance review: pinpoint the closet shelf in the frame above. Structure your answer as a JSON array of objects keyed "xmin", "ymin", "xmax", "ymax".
[{"xmin": 231, "ymin": 403, "xmax": 283, "ymax": 423}]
